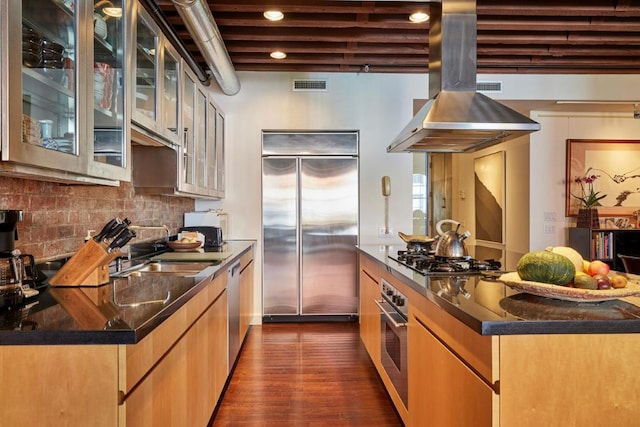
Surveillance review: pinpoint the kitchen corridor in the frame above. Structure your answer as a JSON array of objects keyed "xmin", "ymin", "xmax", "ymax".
[{"xmin": 210, "ymin": 322, "xmax": 403, "ymax": 427}]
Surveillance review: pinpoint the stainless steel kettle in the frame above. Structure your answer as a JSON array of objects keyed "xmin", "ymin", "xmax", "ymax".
[{"xmin": 434, "ymin": 219, "xmax": 471, "ymax": 258}]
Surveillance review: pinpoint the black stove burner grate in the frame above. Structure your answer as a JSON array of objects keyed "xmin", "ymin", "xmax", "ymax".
[{"xmin": 390, "ymin": 251, "xmax": 501, "ymax": 276}]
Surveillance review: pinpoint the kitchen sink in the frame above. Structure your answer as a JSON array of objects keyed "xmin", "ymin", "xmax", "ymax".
[{"xmin": 114, "ymin": 261, "xmax": 219, "ymax": 278}]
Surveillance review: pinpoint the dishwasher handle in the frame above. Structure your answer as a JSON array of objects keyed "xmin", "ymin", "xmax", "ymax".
[{"xmin": 229, "ymin": 261, "xmax": 241, "ymax": 277}]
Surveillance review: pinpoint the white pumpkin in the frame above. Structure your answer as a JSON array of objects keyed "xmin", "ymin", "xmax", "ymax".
[{"xmin": 545, "ymin": 246, "xmax": 584, "ymax": 273}]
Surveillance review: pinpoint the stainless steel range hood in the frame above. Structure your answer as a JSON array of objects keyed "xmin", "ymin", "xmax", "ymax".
[{"xmin": 387, "ymin": 0, "xmax": 540, "ymax": 153}]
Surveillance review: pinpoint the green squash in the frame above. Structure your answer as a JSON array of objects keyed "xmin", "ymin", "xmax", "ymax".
[{"xmin": 516, "ymin": 250, "xmax": 576, "ymax": 286}]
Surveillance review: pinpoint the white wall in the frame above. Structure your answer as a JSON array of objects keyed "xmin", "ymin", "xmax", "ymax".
[
  {"xmin": 198, "ymin": 71, "xmax": 640, "ymax": 319},
  {"xmin": 198, "ymin": 71, "xmax": 427, "ymax": 320},
  {"xmin": 529, "ymin": 112, "xmax": 640, "ymax": 252}
]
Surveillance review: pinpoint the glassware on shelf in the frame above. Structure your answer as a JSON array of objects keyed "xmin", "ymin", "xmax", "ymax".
[
  {"xmin": 93, "ymin": 0, "xmax": 124, "ymax": 167},
  {"xmin": 38, "ymin": 119, "xmax": 58, "ymax": 150},
  {"xmin": 21, "ymin": 0, "xmax": 77, "ymax": 156}
]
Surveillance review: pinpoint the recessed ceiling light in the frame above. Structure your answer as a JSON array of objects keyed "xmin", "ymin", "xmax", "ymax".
[
  {"xmin": 409, "ymin": 12, "xmax": 429, "ymax": 23},
  {"xmin": 102, "ymin": 7, "xmax": 123, "ymax": 18},
  {"xmin": 264, "ymin": 10, "xmax": 284, "ymax": 21},
  {"xmin": 270, "ymin": 51, "xmax": 287, "ymax": 60}
]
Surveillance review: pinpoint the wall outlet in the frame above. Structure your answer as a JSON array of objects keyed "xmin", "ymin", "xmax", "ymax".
[
  {"xmin": 544, "ymin": 224, "xmax": 555, "ymax": 234},
  {"xmin": 378, "ymin": 227, "xmax": 393, "ymax": 238}
]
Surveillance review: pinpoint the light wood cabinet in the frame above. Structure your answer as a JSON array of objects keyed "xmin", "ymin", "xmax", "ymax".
[
  {"xmin": 360, "ymin": 253, "xmax": 640, "ymax": 427},
  {"xmin": 499, "ymin": 333, "xmax": 640, "ymax": 427},
  {"xmin": 0, "ymin": 271, "xmax": 229, "ymax": 427},
  {"xmin": 358, "ymin": 256, "xmax": 381, "ymax": 363},
  {"xmin": 1, "ymin": 345, "xmax": 120, "ymax": 426},
  {"xmin": 124, "ymin": 289, "xmax": 228, "ymax": 427},
  {"xmin": 358, "ymin": 254, "xmax": 408, "ymax": 424},
  {"xmin": 409, "ymin": 305, "xmax": 493, "ymax": 427}
]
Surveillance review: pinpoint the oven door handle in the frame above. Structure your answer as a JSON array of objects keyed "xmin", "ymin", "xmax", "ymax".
[{"xmin": 374, "ymin": 299, "xmax": 407, "ymax": 328}]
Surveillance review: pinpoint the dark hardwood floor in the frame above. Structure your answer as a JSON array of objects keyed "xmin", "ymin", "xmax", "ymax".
[{"xmin": 211, "ymin": 322, "xmax": 403, "ymax": 427}]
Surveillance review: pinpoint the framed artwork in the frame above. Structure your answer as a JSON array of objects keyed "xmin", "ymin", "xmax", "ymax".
[
  {"xmin": 475, "ymin": 151, "xmax": 505, "ymax": 244},
  {"xmin": 565, "ymin": 139, "xmax": 640, "ymax": 217}
]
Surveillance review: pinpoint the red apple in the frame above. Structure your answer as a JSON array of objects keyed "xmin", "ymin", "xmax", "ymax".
[{"xmin": 588, "ymin": 260, "xmax": 610, "ymax": 277}]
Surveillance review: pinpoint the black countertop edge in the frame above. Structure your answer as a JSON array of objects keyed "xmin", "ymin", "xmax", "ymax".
[
  {"xmin": 480, "ymin": 319, "xmax": 640, "ymax": 336},
  {"xmin": 0, "ymin": 330, "xmax": 138, "ymax": 345},
  {"xmin": 357, "ymin": 246, "xmax": 640, "ymax": 336},
  {"xmin": 0, "ymin": 241, "xmax": 256, "ymax": 346}
]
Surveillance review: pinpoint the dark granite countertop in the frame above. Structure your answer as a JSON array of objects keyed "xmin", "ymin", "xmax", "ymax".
[
  {"xmin": 0, "ymin": 240, "xmax": 255, "ymax": 345},
  {"xmin": 358, "ymin": 244, "xmax": 640, "ymax": 335}
]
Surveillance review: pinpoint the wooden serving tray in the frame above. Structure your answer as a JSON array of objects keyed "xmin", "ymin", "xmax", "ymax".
[{"xmin": 498, "ymin": 272, "xmax": 640, "ymax": 302}]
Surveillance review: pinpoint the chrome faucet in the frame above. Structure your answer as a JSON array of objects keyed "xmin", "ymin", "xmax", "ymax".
[{"xmin": 129, "ymin": 224, "xmax": 170, "ymax": 237}]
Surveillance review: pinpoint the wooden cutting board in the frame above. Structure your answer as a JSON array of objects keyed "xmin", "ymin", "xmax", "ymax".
[{"xmin": 150, "ymin": 252, "xmax": 233, "ymax": 262}]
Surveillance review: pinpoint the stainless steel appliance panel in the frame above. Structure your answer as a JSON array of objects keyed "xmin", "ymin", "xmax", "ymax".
[
  {"xmin": 262, "ymin": 131, "xmax": 358, "ymax": 156},
  {"xmin": 300, "ymin": 158, "xmax": 358, "ymax": 314},
  {"xmin": 379, "ymin": 279, "xmax": 408, "ymax": 407},
  {"xmin": 227, "ymin": 260, "xmax": 241, "ymax": 370},
  {"xmin": 262, "ymin": 158, "xmax": 299, "ymax": 315}
]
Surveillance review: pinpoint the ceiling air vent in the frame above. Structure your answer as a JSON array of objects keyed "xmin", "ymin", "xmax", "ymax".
[
  {"xmin": 292, "ymin": 79, "xmax": 328, "ymax": 92},
  {"xmin": 477, "ymin": 81, "xmax": 503, "ymax": 93}
]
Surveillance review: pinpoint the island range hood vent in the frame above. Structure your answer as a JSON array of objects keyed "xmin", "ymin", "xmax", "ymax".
[{"xmin": 387, "ymin": 0, "xmax": 540, "ymax": 153}]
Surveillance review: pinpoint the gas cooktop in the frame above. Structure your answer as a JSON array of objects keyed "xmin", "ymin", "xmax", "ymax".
[{"xmin": 388, "ymin": 250, "xmax": 502, "ymax": 276}]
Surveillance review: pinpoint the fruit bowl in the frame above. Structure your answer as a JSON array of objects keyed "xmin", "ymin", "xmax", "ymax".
[
  {"xmin": 167, "ymin": 241, "xmax": 202, "ymax": 252},
  {"xmin": 498, "ymin": 272, "xmax": 640, "ymax": 302}
]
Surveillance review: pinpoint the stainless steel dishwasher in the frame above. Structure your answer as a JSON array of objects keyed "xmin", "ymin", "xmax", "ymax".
[{"xmin": 227, "ymin": 260, "xmax": 241, "ymax": 371}]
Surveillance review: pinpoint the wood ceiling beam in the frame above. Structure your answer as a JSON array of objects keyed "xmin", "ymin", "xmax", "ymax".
[
  {"xmin": 224, "ymin": 42, "xmax": 428, "ymax": 54},
  {"xmin": 154, "ymin": 0, "xmax": 640, "ymax": 75},
  {"xmin": 203, "ymin": 1, "xmax": 431, "ymax": 15}
]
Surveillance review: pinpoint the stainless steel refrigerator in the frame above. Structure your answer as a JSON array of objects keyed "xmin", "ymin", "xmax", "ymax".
[{"xmin": 262, "ymin": 131, "xmax": 359, "ymax": 321}]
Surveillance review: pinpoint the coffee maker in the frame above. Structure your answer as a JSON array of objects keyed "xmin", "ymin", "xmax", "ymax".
[{"xmin": 0, "ymin": 210, "xmax": 28, "ymax": 308}]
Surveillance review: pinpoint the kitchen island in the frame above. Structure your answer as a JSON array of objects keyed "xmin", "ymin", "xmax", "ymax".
[
  {"xmin": 358, "ymin": 244, "xmax": 640, "ymax": 427},
  {"xmin": 0, "ymin": 240, "xmax": 255, "ymax": 427}
]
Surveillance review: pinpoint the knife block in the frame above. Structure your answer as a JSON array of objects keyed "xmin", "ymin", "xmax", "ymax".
[{"xmin": 48, "ymin": 239, "xmax": 120, "ymax": 287}]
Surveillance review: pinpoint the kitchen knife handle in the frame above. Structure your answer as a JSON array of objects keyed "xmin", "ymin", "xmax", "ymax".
[
  {"xmin": 105, "ymin": 221, "xmax": 127, "ymax": 240},
  {"xmin": 108, "ymin": 229, "xmax": 136, "ymax": 252},
  {"xmin": 93, "ymin": 217, "xmax": 119, "ymax": 242}
]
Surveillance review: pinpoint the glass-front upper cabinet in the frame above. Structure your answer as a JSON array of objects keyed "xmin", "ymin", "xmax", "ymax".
[
  {"xmin": 181, "ymin": 66, "xmax": 197, "ymax": 194},
  {"xmin": 215, "ymin": 109, "xmax": 226, "ymax": 198},
  {"xmin": 206, "ymin": 98, "xmax": 218, "ymax": 194},
  {"xmin": 206, "ymin": 96, "xmax": 225, "ymax": 199},
  {"xmin": 132, "ymin": 4, "xmax": 158, "ymax": 131},
  {"xmin": 195, "ymin": 85, "xmax": 207, "ymax": 190},
  {"xmin": 1, "ymin": 0, "xmax": 130, "ymax": 183},
  {"xmin": 132, "ymin": 3, "xmax": 180, "ymax": 146},
  {"xmin": 162, "ymin": 43, "xmax": 180, "ymax": 143},
  {"xmin": 91, "ymin": 0, "xmax": 130, "ymax": 179}
]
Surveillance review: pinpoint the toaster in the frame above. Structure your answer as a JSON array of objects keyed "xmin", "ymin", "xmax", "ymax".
[{"xmin": 179, "ymin": 226, "xmax": 223, "ymax": 247}]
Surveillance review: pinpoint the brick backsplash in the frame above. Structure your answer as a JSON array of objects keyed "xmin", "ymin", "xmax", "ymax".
[{"xmin": 0, "ymin": 176, "xmax": 194, "ymax": 261}]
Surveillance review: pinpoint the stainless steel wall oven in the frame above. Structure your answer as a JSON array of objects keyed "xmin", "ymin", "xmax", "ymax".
[{"xmin": 376, "ymin": 278, "xmax": 408, "ymax": 408}]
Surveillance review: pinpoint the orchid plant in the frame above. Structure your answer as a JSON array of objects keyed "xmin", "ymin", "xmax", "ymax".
[{"xmin": 572, "ymin": 169, "xmax": 607, "ymax": 209}]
